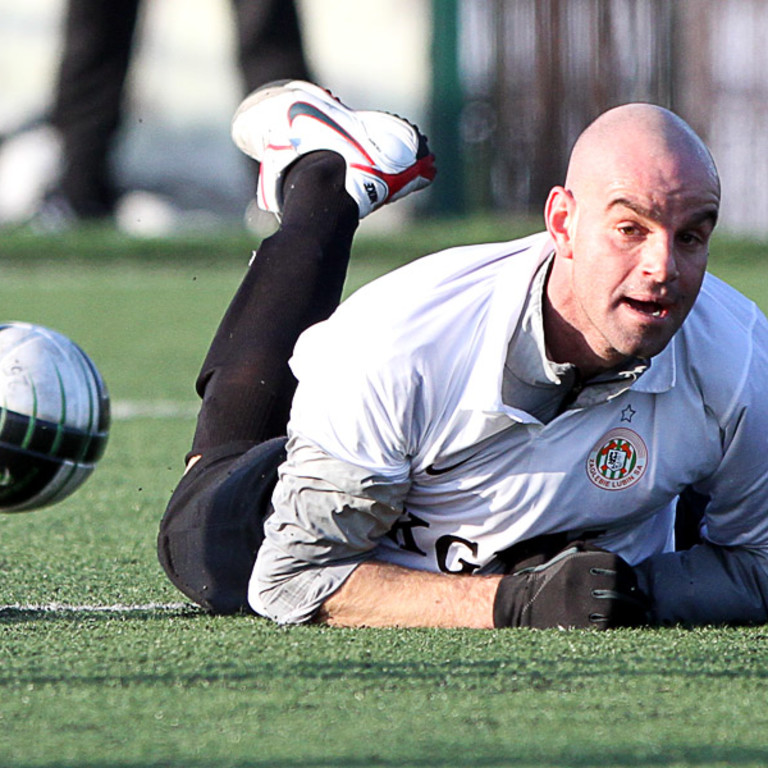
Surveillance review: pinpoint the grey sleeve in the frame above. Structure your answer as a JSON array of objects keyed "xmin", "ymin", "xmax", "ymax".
[
  {"xmin": 248, "ymin": 434, "xmax": 410, "ymax": 624},
  {"xmin": 634, "ymin": 543, "xmax": 768, "ymax": 625}
]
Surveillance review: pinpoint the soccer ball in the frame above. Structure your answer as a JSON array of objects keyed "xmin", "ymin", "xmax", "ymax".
[{"xmin": 0, "ymin": 322, "xmax": 110, "ymax": 512}]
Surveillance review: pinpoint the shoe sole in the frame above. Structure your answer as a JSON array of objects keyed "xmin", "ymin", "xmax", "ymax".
[
  {"xmin": 232, "ymin": 80, "xmax": 431, "ymax": 164},
  {"xmin": 232, "ymin": 80, "xmax": 354, "ymax": 162}
]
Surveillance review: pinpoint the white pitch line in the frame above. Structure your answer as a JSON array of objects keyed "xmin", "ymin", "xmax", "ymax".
[
  {"xmin": 111, "ymin": 400, "xmax": 198, "ymax": 420},
  {"xmin": 0, "ymin": 602, "xmax": 193, "ymax": 614}
]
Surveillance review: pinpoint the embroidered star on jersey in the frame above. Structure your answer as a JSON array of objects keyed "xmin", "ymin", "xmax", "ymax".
[{"xmin": 621, "ymin": 404, "xmax": 636, "ymax": 423}]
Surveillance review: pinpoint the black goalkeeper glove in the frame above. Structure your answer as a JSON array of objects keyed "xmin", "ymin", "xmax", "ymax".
[{"xmin": 493, "ymin": 542, "xmax": 650, "ymax": 629}]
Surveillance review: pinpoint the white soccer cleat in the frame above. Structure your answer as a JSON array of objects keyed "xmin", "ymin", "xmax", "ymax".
[{"xmin": 231, "ymin": 80, "xmax": 436, "ymax": 219}]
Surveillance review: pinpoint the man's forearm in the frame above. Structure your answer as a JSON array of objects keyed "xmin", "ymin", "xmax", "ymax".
[
  {"xmin": 317, "ymin": 560, "xmax": 503, "ymax": 628},
  {"xmin": 634, "ymin": 543, "xmax": 768, "ymax": 625}
]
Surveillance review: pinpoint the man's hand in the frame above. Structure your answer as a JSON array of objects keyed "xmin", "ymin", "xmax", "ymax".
[{"xmin": 493, "ymin": 542, "xmax": 650, "ymax": 629}]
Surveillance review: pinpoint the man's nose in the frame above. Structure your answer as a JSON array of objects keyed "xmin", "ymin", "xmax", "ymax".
[{"xmin": 641, "ymin": 235, "xmax": 679, "ymax": 282}]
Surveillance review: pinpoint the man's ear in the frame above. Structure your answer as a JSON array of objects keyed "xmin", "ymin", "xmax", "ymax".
[{"xmin": 544, "ymin": 186, "xmax": 575, "ymax": 259}]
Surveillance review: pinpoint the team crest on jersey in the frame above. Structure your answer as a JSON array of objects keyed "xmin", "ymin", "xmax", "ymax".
[{"xmin": 586, "ymin": 428, "xmax": 648, "ymax": 491}]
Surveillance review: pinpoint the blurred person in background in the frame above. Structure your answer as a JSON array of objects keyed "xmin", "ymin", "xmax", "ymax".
[{"xmin": 0, "ymin": 0, "xmax": 309, "ymax": 231}]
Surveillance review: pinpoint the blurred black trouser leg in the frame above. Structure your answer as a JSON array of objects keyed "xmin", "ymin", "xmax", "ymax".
[
  {"xmin": 50, "ymin": 0, "xmax": 139, "ymax": 217},
  {"xmin": 232, "ymin": 0, "xmax": 311, "ymax": 193}
]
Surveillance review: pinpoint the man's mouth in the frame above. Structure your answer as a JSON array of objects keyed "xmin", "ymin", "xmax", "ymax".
[{"xmin": 624, "ymin": 297, "xmax": 672, "ymax": 318}]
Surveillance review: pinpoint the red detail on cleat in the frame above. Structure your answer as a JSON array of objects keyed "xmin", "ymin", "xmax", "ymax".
[{"xmin": 353, "ymin": 153, "xmax": 437, "ymax": 203}]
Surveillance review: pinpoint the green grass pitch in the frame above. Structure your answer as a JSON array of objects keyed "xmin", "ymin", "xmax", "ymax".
[{"xmin": 1, "ymin": 219, "xmax": 768, "ymax": 767}]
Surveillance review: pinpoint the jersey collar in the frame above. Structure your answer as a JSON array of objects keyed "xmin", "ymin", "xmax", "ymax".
[{"xmin": 461, "ymin": 232, "xmax": 677, "ymax": 418}]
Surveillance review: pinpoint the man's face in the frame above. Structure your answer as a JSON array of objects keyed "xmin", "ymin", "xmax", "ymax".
[{"xmin": 548, "ymin": 153, "xmax": 719, "ymax": 373}]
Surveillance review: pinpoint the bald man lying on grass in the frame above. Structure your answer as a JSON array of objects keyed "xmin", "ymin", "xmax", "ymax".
[{"xmin": 160, "ymin": 83, "xmax": 768, "ymax": 629}]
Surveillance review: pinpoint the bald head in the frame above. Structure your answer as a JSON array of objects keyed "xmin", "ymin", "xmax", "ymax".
[{"xmin": 565, "ymin": 103, "xmax": 720, "ymax": 202}]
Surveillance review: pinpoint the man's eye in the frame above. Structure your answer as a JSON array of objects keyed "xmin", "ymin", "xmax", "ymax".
[
  {"xmin": 678, "ymin": 232, "xmax": 702, "ymax": 246},
  {"xmin": 618, "ymin": 224, "xmax": 640, "ymax": 236}
]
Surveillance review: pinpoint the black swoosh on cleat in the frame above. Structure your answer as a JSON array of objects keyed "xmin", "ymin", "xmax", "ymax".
[{"xmin": 288, "ymin": 102, "xmax": 359, "ymax": 146}]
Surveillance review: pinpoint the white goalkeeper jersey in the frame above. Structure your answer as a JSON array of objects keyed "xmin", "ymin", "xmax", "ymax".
[{"xmin": 250, "ymin": 231, "xmax": 768, "ymax": 624}]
